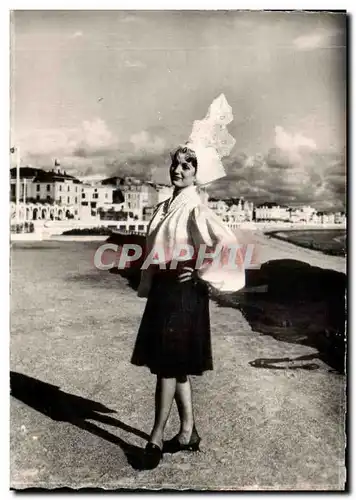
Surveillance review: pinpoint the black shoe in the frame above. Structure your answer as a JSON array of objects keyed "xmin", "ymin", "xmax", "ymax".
[
  {"xmin": 164, "ymin": 426, "xmax": 201, "ymax": 453},
  {"xmin": 143, "ymin": 442, "xmax": 163, "ymax": 469}
]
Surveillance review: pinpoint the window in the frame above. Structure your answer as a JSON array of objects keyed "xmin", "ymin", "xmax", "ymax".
[
  {"xmin": 59, "ymin": 196, "xmax": 62, "ymax": 203},
  {"xmin": 94, "ymin": 188, "xmax": 98, "ymax": 192},
  {"xmin": 67, "ymin": 197, "xmax": 70, "ymax": 204},
  {"xmin": 93, "ymin": 193, "xmax": 99, "ymax": 199},
  {"xmin": 67, "ymin": 185, "xmax": 70, "ymax": 192},
  {"xmin": 36, "ymin": 194, "xmax": 40, "ymax": 200},
  {"xmin": 47, "ymin": 195, "xmax": 51, "ymax": 201},
  {"xmin": 59, "ymin": 185, "xmax": 62, "ymax": 192},
  {"xmin": 75, "ymin": 197, "xmax": 78, "ymax": 204},
  {"xmin": 75, "ymin": 186, "xmax": 78, "ymax": 193},
  {"xmin": 36, "ymin": 184, "xmax": 40, "ymax": 192},
  {"xmin": 105, "ymin": 193, "xmax": 108, "ymax": 199},
  {"xmin": 81, "ymin": 201, "xmax": 88, "ymax": 206},
  {"xmin": 82, "ymin": 193, "xmax": 86, "ymax": 199},
  {"xmin": 46, "ymin": 184, "xmax": 50, "ymax": 192}
]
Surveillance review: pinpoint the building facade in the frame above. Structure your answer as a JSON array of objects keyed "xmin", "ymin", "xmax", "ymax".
[
  {"xmin": 121, "ymin": 179, "xmax": 159, "ymax": 218},
  {"xmin": 254, "ymin": 203, "xmax": 290, "ymax": 221},
  {"xmin": 10, "ymin": 168, "xmax": 82, "ymax": 220},
  {"xmin": 79, "ymin": 183, "xmax": 116, "ymax": 220}
]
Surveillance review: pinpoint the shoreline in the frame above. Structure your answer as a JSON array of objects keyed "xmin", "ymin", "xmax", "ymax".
[{"xmin": 266, "ymin": 228, "xmax": 346, "ymax": 258}]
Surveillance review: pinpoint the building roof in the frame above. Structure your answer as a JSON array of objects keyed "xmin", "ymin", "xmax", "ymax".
[
  {"xmin": 208, "ymin": 197, "xmax": 246, "ymax": 207},
  {"xmin": 256, "ymin": 202, "xmax": 289, "ymax": 208},
  {"xmin": 10, "ymin": 167, "xmax": 82, "ymax": 184},
  {"xmin": 10, "ymin": 166, "xmax": 43, "ymax": 179},
  {"xmin": 101, "ymin": 176, "xmax": 125, "ymax": 186},
  {"xmin": 35, "ymin": 171, "xmax": 81, "ymax": 183},
  {"xmin": 145, "ymin": 181, "xmax": 172, "ymax": 191}
]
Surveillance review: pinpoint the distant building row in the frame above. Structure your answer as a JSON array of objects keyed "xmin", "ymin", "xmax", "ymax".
[
  {"xmin": 209, "ymin": 199, "xmax": 346, "ymax": 224},
  {"xmin": 10, "ymin": 167, "xmax": 346, "ymax": 225},
  {"xmin": 10, "ymin": 168, "xmax": 174, "ymax": 222}
]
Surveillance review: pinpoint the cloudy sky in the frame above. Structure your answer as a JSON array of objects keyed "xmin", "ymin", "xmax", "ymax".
[{"xmin": 11, "ymin": 10, "xmax": 346, "ymax": 210}]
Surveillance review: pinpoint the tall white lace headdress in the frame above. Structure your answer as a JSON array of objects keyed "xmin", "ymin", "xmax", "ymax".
[{"xmin": 185, "ymin": 93, "xmax": 236, "ymax": 185}]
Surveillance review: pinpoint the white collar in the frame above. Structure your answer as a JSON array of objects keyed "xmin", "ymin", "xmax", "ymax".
[{"xmin": 167, "ymin": 185, "xmax": 199, "ymax": 212}]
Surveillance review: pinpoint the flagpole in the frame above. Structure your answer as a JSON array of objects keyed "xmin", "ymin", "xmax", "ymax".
[
  {"xmin": 23, "ymin": 178, "xmax": 27, "ymax": 227},
  {"xmin": 15, "ymin": 146, "xmax": 20, "ymax": 225}
]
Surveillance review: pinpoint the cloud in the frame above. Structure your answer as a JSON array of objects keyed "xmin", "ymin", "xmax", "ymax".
[
  {"xmin": 293, "ymin": 33, "xmax": 325, "ymax": 50},
  {"xmin": 205, "ymin": 128, "xmax": 345, "ymax": 211},
  {"xmin": 124, "ymin": 59, "xmax": 146, "ymax": 69},
  {"xmin": 119, "ymin": 14, "xmax": 142, "ymax": 23},
  {"xmin": 19, "ymin": 118, "xmax": 119, "ymax": 176},
  {"xmin": 102, "ymin": 131, "xmax": 169, "ymax": 182},
  {"xmin": 293, "ymin": 28, "xmax": 343, "ymax": 51},
  {"xmin": 275, "ymin": 126, "xmax": 316, "ymax": 152},
  {"xmin": 269, "ymin": 126, "xmax": 317, "ymax": 165},
  {"xmin": 18, "ymin": 123, "xmax": 170, "ymax": 180},
  {"xmin": 76, "ymin": 119, "xmax": 117, "ymax": 152},
  {"xmin": 20, "ymin": 119, "xmax": 117, "ymax": 159},
  {"xmin": 69, "ymin": 31, "xmax": 83, "ymax": 39},
  {"xmin": 129, "ymin": 130, "xmax": 166, "ymax": 154}
]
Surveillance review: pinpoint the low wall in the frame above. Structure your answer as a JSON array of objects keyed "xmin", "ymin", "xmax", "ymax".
[
  {"xmin": 11, "ymin": 220, "xmax": 346, "ymax": 242},
  {"xmin": 11, "ymin": 232, "xmax": 44, "ymax": 242},
  {"xmin": 48, "ymin": 235, "xmax": 109, "ymax": 242}
]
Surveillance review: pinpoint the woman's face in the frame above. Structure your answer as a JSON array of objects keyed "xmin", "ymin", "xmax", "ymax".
[{"xmin": 170, "ymin": 152, "xmax": 196, "ymax": 189}]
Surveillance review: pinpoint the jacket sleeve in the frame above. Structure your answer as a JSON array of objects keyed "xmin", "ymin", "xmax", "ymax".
[
  {"xmin": 137, "ymin": 202, "xmax": 164, "ymax": 298},
  {"xmin": 189, "ymin": 204, "xmax": 246, "ymax": 293}
]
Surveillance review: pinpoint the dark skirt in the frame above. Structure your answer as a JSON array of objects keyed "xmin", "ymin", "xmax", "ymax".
[{"xmin": 131, "ymin": 269, "xmax": 213, "ymax": 377}]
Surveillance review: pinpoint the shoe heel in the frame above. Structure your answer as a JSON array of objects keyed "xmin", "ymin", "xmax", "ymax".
[
  {"xmin": 187, "ymin": 441, "xmax": 200, "ymax": 452},
  {"xmin": 187, "ymin": 434, "xmax": 201, "ymax": 451}
]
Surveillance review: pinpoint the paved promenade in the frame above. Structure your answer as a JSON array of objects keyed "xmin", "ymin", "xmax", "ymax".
[{"xmin": 10, "ymin": 234, "xmax": 346, "ymax": 490}]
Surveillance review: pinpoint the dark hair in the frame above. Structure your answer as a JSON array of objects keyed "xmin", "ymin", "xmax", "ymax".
[{"xmin": 170, "ymin": 146, "xmax": 198, "ymax": 172}]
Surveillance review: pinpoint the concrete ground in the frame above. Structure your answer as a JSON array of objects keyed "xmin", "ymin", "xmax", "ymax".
[{"xmin": 10, "ymin": 234, "xmax": 346, "ymax": 490}]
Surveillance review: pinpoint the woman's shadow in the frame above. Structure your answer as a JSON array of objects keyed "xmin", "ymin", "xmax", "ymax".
[
  {"xmin": 10, "ymin": 371, "xmax": 149, "ymax": 470},
  {"xmin": 211, "ymin": 259, "xmax": 346, "ymax": 374}
]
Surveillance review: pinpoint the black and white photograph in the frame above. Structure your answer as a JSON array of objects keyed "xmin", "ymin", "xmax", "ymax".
[{"xmin": 9, "ymin": 9, "xmax": 347, "ymax": 491}]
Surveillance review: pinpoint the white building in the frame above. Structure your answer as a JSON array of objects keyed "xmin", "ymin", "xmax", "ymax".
[
  {"xmin": 320, "ymin": 213, "xmax": 336, "ymax": 224},
  {"xmin": 80, "ymin": 183, "xmax": 116, "ymax": 220},
  {"xmin": 10, "ymin": 167, "xmax": 82, "ymax": 220},
  {"xmin": 227, "ymin": 199, "xmax": 253, "ymax": 222},
  {"xmin": 208, "ymin": 198, "xmax": 253, "ymax": 223},
  {"xmin": 120, "ymin": 178, "xmax": 158, "ymax": 218},
  {"xmin": 255, "ymin": 203, "xmax": 290, "ymax": 221},
  {"xmin": 229, "ymin": 204, "xmax": 244, "ymax": 222},
  {"xmin": 335, "ymin": 212, "xmax": 346, "ymax": 224},
  {"xmin": 289, "ymin": 205, "xmax": 316, "ymax": 223},
  {"xmin": 208, "ymin": 199, "xmax": 229, "ymax": 217}
]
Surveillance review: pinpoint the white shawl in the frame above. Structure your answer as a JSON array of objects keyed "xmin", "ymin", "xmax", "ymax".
[{"xmin": 137, "ymin": 185, "xmax": 246, "ymax": 297}]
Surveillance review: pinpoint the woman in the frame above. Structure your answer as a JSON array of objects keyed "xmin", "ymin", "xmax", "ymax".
[{"xmin": 131, "ymin": 95, "xmax": 246, "ymax": 469}]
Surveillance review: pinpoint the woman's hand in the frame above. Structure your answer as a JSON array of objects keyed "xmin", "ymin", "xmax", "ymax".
[{"xmin": 178, "ymin": 266, "xmax": 195, "ymax": 283}]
